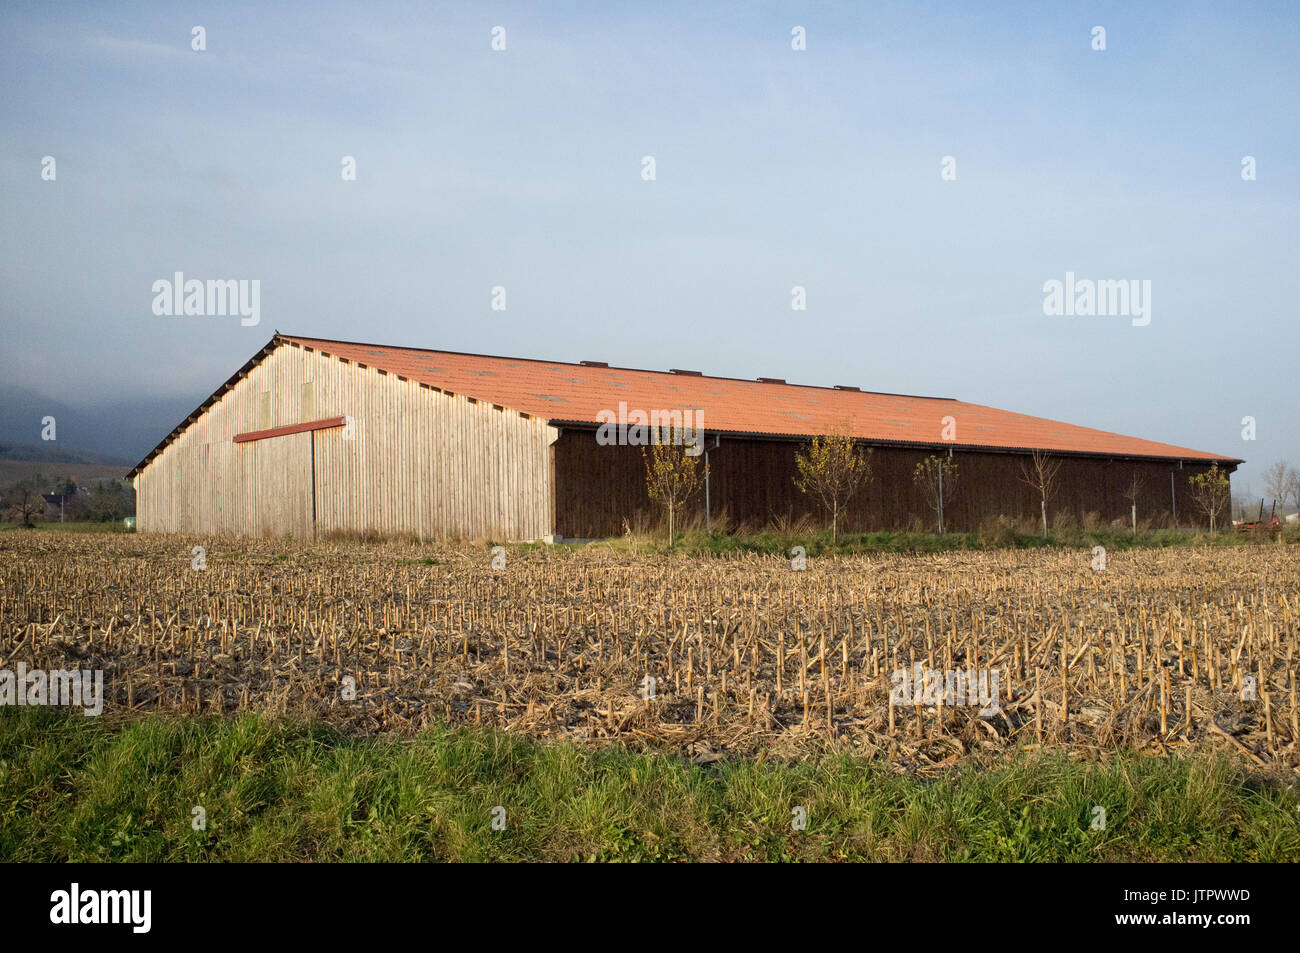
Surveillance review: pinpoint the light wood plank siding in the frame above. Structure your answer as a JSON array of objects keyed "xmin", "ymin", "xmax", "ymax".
[{"xmin": 135, "ymin": 342, "xmax": 556, "ymax": 540}]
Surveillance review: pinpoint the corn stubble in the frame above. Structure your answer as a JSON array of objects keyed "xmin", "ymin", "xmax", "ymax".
[{"xmin": 1, "ymin": 535, "xmax": 1296, "ymax": 771}]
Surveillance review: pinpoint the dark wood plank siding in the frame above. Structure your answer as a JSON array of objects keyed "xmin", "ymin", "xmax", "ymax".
[{"xmin": 553, "ymin": 428, "xmax": 1225, "ymax": 538}]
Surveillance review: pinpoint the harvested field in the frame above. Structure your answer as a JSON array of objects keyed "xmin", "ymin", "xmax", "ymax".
[{"xmin": 1, "ymin": 534, "xmax": 1297, "ymax": 771}]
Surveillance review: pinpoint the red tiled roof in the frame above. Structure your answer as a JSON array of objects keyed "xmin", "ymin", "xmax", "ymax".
[{"xmin": 284, "ymin": 335, "xmax": 1239, "ymax": 463}]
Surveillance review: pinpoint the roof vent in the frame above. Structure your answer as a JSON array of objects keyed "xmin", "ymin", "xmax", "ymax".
[
  {"xmin": 757, "ymin": 377, "xmax": 786, "ymax": 385},
  {"xmin": 580, "ymin": 360, "xmax": 609, "ymax": 367},
  {"xmin": 834, "ymin": 385, "xmax": 861, "ymax": 391},
  {"xmin": 669, "ymin": 368, "xmax": 702, "ymax": 376}
]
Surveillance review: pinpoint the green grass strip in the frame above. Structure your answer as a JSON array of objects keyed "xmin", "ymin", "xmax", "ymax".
[{"xmin": 2, "ymin": 709, "xmax": 1297, "ymax": 862}]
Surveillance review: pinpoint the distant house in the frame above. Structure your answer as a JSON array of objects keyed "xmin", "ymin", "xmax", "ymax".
[
  {"xmin": 41, "ymin": 488, "xmax": 88, "ymax": 521},
  {"xmin": 128, "ymin": 332, "xmax": 1243, "ymax": 540}
]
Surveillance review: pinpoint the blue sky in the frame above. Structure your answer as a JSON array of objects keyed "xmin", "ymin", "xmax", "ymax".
[{"xmin": 2, "ymin": 1, "xmax": 1297, "ymax": 495}]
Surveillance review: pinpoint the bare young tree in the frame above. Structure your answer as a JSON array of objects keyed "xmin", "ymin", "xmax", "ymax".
[
  {"xmin": 1262, "ymin": 460, "xmax": 1291, "ymax": 516},
  {"xmin": 793, "ymin": 427, "xmax": 873, "ymax": 545},
  {"xmin": 642, "ymin": 436, "xmax": 707, "ymax": 547},
  {"xmin": 1188, "ymin": 463, "xmax": 1231, "ymax": 533},
  {"xmin": 912, "ymin": 454, "xmax": 958, "ymax": 534},
  {"xmin": 1019, "ymin": 450, "xmax": 1063, "ymax": 537},
  {"xmin": 1, "ymin": 474, "xmax": 49, "ymax": 528},
  {"xmin": 1119, "ymin": 469, "xmax": 1144, "ymax": 533}
]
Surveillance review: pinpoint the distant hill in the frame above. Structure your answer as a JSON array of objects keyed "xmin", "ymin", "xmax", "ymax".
[
  {"xmin": 0, "ymin": 382, "xmax": 200, "ymax": 466},
  {"xmin": 0, "ymin": 459, "xmax": 129, "ymax": 489},
  {"xmin": 0, "ymin": 441, "xmax": 133, "ymax": 488},
  {"xmin": 0, "ymin": 442, "xmax": 132, "ymax": 466}
]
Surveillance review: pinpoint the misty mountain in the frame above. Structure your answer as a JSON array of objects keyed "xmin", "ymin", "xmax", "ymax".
[
  {"xmin": 0, "ymin": 383, "xmax": 202, "ymax": 466},
  {"xmin": 0, "ymin": 441, "xmax": 132, "ymax": 466}
]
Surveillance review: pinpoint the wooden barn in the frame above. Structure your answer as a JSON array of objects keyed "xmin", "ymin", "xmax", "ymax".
[{"xmin": 129, "ymin": 333, "xmax": 1241, "ymax": 539}]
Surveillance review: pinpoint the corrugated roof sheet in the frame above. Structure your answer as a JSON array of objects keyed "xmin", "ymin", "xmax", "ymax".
[{"xmin": 283, "ymin": 335, "xmax": 1239, "ymax": 463}]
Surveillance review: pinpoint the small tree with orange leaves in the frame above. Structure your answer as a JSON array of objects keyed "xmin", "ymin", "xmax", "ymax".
[
  {"xmin": 793, "ymin": 428, "xmax": 873, "ymax": 545},
  {"xmin": 1189, "ymin": 463, "xmax": 1231, "ymax": 534},
  {"xmin": 642, "ymin": 434, "xmax": 707, "ymax": 547}
]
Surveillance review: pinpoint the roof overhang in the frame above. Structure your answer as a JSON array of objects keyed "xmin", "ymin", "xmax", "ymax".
[{"xmin": 548, "ymin": 420, "xmax": 1244, "ymax": 469}]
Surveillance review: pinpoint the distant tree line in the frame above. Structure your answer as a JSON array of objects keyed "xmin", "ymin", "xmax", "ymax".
[{"xmin": 0, "ymin": 472, "xmax": 135, "ymax": 527}]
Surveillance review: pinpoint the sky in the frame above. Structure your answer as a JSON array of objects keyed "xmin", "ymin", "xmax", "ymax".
[{"xmin": 1, "ymin": 1, "xmax": 1297, "ymax": 496}]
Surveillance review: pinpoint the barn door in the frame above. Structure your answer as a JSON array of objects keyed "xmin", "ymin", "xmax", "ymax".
[
  {"xmin": 234, "ymin": 416, "xmax": 348, "ymax": 538},
  {"xmin": 249, "ymin": 430, "xmax": 315, "ymax": 537}
]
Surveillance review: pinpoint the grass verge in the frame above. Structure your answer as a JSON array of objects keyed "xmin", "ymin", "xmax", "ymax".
[
  {"xmin": 0, "ymin": 521, "xmax": 131, "ymax": 534},
  {"xmin": 2, "ymin": 709, "xmax": 1297, "ymax": 861},
  {"xmin": 596, "ymin": 526, "xmax": 1296, "ymax": 557}
]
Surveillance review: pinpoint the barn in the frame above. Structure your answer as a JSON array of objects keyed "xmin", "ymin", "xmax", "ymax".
[{"xmin": 129, "ymin": 333, "xmax": 1241, "ymax": 539}]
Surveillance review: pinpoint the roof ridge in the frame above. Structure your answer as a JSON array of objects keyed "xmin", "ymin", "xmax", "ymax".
[{"xmin": 280, "ymin": 332, "xmax": 958, "ymax": 401}]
